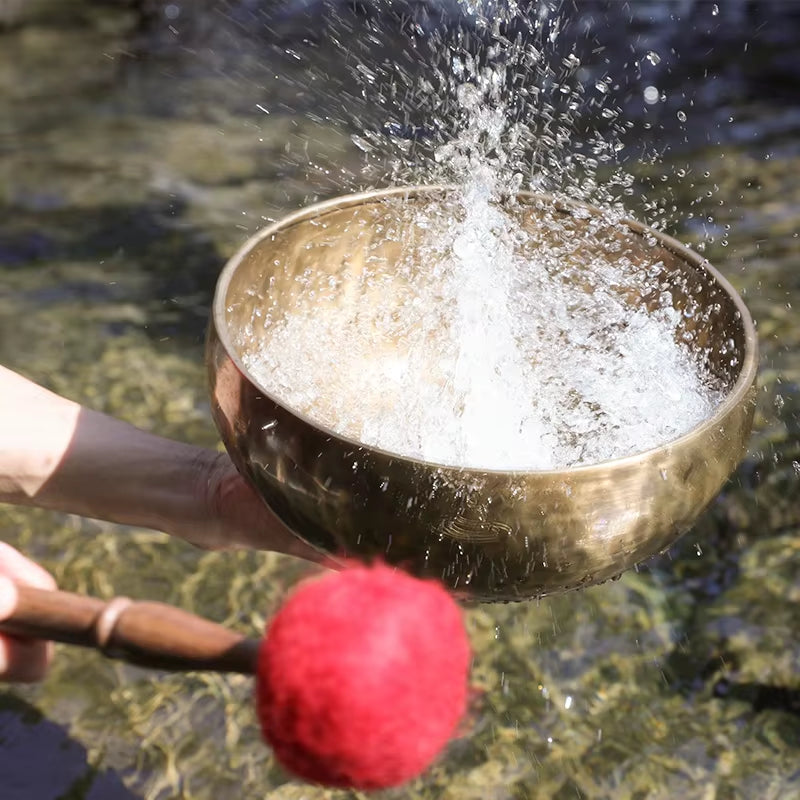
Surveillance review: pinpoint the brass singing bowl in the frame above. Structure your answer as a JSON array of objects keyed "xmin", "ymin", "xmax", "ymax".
[{"xmin": 206, "ymin": 186, "xmax": 758, "ymax": 602}]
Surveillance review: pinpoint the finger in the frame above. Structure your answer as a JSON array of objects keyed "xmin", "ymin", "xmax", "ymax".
[
  {"xmin": 0, "ymin": 576, "xmax": 52, "ymax": 682},
  {"xmin": 221, "ymin": 476, "xmax": 323, "ymax": 558},
  {"xmin": 0, "ymin": 635, "xmax": 52, "ymax": 683},
  {"xmin": 0, "ymin": 542, "xmax": 56, "ymax": 590}
]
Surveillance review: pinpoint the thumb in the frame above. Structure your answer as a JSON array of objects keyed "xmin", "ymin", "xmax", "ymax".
[
  {"xmin": 0, "ymin": 575, "xmax": 51, "ymax": 682},
  {"xmin": 0, "ymin": 562, "xmax": 55, "ymax": 683}
]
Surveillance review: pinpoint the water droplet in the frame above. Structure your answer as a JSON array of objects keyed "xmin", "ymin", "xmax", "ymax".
[
  {"xmin": 712, "ymin": 3, "xmax": 719, "ymax": 15},
  {"xmin": 350, "ymin": 134, "xmax": 372, "ymax": 153},
  {"xmin": 677, "ymin": 110, "xmax": 687, "ymax": 122},
  {"xmin": 564, "ymin": 695, "xmax": 573, "ymax": 710},
  {"xmin": 695, "ymin": 543, "xmax": 703, "ymax": 556},
  {"xmin": 646, "ymin": 51, "xmax": 661, "ymax": 66},
  {"xmin": 643, "ymin": 85, "xmax": 659, "ymax": 105}
]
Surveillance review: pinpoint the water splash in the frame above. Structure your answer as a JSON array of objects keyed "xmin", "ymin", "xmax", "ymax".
[
  {"xmin": 242, "ymin": 0, "xmax": 727, "ymax": 470},
  {"xmin": 343, "ymin": 0, "xmax": 637, "ymax": 214}
]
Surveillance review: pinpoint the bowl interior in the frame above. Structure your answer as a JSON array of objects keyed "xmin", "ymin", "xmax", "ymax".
[{"xmin": 219, "ymin": 190, "xmax": 750, "ymax": 470}]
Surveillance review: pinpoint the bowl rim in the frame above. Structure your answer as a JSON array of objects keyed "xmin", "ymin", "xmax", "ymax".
[{"xmin": 212, "ymin": 185, "xmax": 759, "ymax": 477}]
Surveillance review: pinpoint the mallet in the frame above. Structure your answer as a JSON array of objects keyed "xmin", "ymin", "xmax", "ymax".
[{"xmin": 0, "ymin": 563, "xmax": 471, "ymax": 790}]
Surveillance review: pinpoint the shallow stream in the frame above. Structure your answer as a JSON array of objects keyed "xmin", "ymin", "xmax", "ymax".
[{"xmin": 0, "ymin": 2, "xmax": 798, "ymax": 798}]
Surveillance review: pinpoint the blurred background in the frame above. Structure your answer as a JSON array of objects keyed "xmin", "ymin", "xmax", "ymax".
[{"xmin": 0, "ymin": 1, "xmax": 798, "ymax": 798}]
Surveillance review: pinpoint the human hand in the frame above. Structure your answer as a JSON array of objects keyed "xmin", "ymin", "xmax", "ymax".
[
  {"xmin": 0, "ymin": 365, "xmax": 325, "ymax": 563},
  {"xmin": 180, "ymin": 451, "xmax": 325, "ymax": 562},
  {"xmin": 0, "ymin": 542, "xmax": 56, "ymax": 682}
]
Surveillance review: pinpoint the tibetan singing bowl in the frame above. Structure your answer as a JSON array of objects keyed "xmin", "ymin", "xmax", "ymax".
[{"xmin": 206, "ymin": 187, "xmax": 758, "ymax": 602}]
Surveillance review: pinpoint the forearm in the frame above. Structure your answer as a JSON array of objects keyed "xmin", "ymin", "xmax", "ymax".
[{"xmin": 0, "ymin": 366, "xmax": 214, "ymax": 539}]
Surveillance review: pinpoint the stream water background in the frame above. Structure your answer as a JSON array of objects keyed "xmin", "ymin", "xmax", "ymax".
[{"xmin": 0, "ymin": 1, "xmax": 799, "ymax": 798}]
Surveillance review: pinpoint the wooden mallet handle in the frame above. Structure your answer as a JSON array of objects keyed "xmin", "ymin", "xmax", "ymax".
[{"xmin": 0, "ymin": 585, "xmax": 259, "ymax": 675}]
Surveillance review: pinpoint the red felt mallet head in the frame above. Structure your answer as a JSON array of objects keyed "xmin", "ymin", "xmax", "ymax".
[{"xmin": 255, "ymin": 562, "xmax": 471, "ymax": 790}]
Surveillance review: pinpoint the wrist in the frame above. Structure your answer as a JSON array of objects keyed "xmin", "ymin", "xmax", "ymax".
[{"xmin": 154, "ymin": 447, "xmax": 228, "ymax": 547}]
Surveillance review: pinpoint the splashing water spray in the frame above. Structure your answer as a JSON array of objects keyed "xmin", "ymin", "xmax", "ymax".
[{"xmin": 243, "ymin": 0, "xmax": 726, "ymax": 470}]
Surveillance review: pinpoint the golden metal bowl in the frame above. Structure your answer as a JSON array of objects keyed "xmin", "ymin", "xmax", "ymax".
[{"xmin": 206, "ymin": 187, "xmax": 758, "ymax": 602}]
